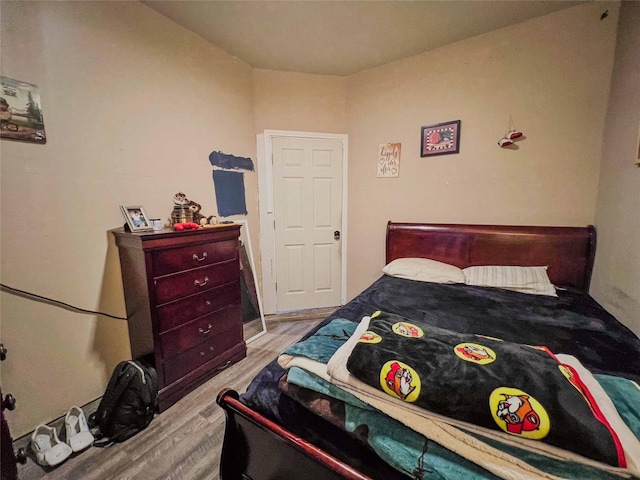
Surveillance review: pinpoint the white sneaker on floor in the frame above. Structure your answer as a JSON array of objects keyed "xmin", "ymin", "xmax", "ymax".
[
  {"xmin": 64, "ymin": 406, "xmax": 94, "ymax": 452},
  {"xmin": 31, "ymin": 424, "xmax": 72, "ymax": 467}
]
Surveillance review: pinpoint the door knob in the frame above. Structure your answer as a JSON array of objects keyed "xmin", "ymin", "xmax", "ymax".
[
  {"xmin": 334, "ymin": 231, "xmax": 341, "ymax": 240},
  {"xmin": 3, "ymin": 393, "xmax": 16, "ymax": 411},
  {"xmin": 15, "ymin": 447, "xmax": 27, "ymax": 464}
]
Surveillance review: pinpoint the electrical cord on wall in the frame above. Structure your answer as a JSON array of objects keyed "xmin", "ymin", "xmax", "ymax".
[{"xmin": 0, "ymin": 283, "xmax": 128, "ymax": 320}]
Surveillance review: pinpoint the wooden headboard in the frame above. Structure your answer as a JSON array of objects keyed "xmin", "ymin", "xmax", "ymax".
[{"xmin": 386, "ymin": 222, "xmax": 596, "ymax": 292}]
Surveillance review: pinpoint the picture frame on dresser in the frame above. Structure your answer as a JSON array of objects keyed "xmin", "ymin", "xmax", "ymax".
[{"xmin": 120, "ymin": 205, "xmax": 153, "ymax": 232}]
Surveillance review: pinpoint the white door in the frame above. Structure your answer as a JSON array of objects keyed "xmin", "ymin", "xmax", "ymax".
[{"xmin": 272, "ymin": 136, "xmax": 344, "ymax": 311}]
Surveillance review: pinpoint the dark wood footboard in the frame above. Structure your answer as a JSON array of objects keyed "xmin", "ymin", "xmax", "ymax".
[{"xmin": 216, "ymin": 389, "xmax": 373, "ymax": 480}]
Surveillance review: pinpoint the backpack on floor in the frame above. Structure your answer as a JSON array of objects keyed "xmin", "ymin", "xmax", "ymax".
[{"xmin": 89, "ymin": 360, "xmax": 158, "ymax": 447}]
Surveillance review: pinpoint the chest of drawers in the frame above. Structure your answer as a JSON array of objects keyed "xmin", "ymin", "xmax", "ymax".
[{"xmin": 114, "ymin": 224, "xmax": 246, "ymax": 412}]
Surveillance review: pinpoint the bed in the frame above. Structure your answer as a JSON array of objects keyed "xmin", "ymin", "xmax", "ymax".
[{"xmin": 217, "ymin": 222, "xmax": 640, "ymax": 480}]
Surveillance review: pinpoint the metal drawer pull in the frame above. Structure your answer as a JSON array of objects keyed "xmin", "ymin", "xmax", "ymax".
[
  {"xmin": 192, "ymin": 252, "xmax": 207, "ymax": 262},
  {"xmin": 215, "ymin": 360, "xmax": 232, "ymax": 373},
  {"xmin": 200, "ymin": 346, "xmax": 215, "ymax": 356},
  {"xmin": 198, "ymin": 324, "xmax": 213, "ymax": 335},
  {"xmin": 194, "ymin": 276, "xmax": 209, "ymax": 287}
]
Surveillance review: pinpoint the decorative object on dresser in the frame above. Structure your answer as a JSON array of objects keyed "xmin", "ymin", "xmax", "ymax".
[
  {"xmin": 170, "ymin": 192, "xmax": 193, "ymax": 225},
  {"xmin": 120, "ymin": 205, "xmax": 153, "ymax": 232},
  {"xmin": 170, "ymin": 192, "xmax": 217, "ymax": 226},
  {"xmin": 114, "ymin": 224, "xmax": 246, "ymax": 412}
]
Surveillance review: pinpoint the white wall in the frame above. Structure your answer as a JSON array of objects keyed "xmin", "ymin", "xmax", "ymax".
[
  {"xmin": 253, "ymin": 69, "xmax": 347, "ymax": 134},
  {"xmin": 591, "ymin": 1, "xmax": 640, "ymax": 336},
  {"xmin": 0, "ymin": 0, "xmax": 255, "ymax": 436},
  {"xmin": 344, "ymin": 2, "xmax": 619, "ymax": 297}
]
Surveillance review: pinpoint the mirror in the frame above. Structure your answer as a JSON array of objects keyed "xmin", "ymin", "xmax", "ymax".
[{"xmin": 236, "ymin": 219, "xmax": 267, "ymax": 343}]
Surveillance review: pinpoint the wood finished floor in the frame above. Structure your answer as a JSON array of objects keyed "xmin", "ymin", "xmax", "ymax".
[{"xmin": 16, "ymin": 308, "xmax": 333, "ymax": 480}]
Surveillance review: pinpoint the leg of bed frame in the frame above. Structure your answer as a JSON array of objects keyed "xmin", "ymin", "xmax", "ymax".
[{"xmin": 217, "ymin": 389, "xmax": 374, "ymax": 480}]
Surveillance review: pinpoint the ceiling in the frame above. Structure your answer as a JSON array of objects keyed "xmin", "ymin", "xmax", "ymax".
[{"xmin": 142, "ymin": 0, "xmax": 585, "ymax": 77}]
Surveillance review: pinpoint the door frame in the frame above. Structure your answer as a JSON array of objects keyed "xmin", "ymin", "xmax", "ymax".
[{"xmin": 257, "ymin": 130, "xmax": 348, "ymax": 314}]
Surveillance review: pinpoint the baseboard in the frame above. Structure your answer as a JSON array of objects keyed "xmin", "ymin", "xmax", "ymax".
[{"xmin": 12, "ymin": 396, "xmax": 102, "ymax": 455}]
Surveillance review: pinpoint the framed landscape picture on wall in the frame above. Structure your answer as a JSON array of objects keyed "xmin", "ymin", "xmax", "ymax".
[
  {"xmin": 0, "ymin": 76, "xmax": 46, "ymax": 144},
  {"xmin": 421, "ymin": 120, "xmax": 461, "ymax": 157}
]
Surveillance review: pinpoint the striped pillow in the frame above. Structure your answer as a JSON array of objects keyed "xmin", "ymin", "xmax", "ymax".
[{"xmin": 462, "ymin": 266, "xmax": 557, "ymax": 296}]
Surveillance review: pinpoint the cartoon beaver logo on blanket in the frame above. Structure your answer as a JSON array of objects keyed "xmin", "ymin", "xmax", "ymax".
[
  {"xmin": 454, "ymin": 342, "xmax": 496, "ymax": 365},
  {"xmin": 490, "ymin": 387, "xmax": 550, "ymax": 440},
  {"xmin": 392, "ymin": 322, "xmax": 424, "ymax": 338},
  {"xmin": 380, "ymin": 361, "xmax": 421, "ymax": 402},
  {"xmin": 359, "ymin": 331, "xmax": 382, "ymax": 344}
]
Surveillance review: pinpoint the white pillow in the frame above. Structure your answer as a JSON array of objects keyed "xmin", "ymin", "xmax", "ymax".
[
  {"xmin": 382, "ymin": 258, "xmax": 465, "ymax": 284},
  {"xmin": 462, "ymin": 265, "xmax": 557, "ymax": 296}
]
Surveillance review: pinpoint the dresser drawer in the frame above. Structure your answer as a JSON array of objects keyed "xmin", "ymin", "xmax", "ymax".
[
  {"xmin": 152, "ymin": 240, "xmax": 237, "ymax": 277},
  {"xmin": 154, "ymin": 260, "xmax": 239, "ymax": 305},
  {"xmin": 159, "ymin": 305, "xmax": 241, "ymax": 359},
  {"xmin": 156, "ymin": 282, "xmax": 240, "ymax": 333},
  {"xmin": 163, "ymin": 326, "xmax": 243, "ymax": 386}
]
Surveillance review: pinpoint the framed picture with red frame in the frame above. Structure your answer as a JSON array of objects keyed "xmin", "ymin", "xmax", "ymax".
[{"xmin": 421, "ymin": 120, "xmax": 461, "ymax": 157}]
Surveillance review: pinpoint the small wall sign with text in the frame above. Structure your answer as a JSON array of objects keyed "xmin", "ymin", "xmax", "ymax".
[
  {"xmin": 421, "ymin": 120, "xmax": 461, "ymax": 157},
  {"xmin": 378, "ymin": 143, "xmax": 401, "ymax": 177}
]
